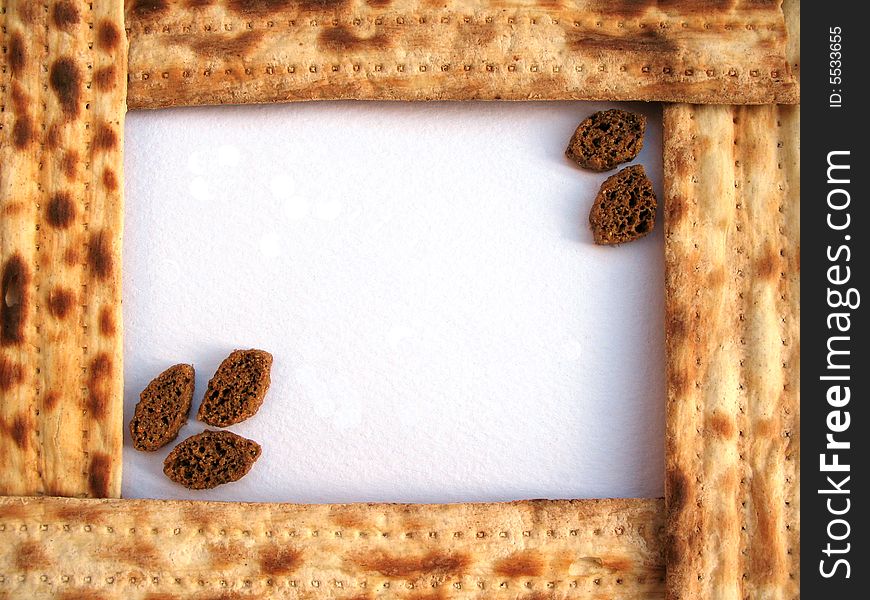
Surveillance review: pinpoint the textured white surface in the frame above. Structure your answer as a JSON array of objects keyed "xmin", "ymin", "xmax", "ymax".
[{"xmin": 122, "ymin": 101, "xmax": 664, "ymax": 503}]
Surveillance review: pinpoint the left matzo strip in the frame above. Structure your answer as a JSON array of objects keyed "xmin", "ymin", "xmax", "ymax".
[{"xmin": 0, "ymin": 0, "xmax": 127, "ymax": 498}]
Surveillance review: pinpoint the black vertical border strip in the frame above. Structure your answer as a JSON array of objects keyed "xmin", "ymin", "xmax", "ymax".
[{"xmin": 802, "ymin": 2, "xmax": 867, "ymax": 596}]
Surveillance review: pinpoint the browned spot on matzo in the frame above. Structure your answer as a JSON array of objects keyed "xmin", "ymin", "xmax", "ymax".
[
  {"xmin": 46, "ymin": 122, "xmax": 62, "ymax": 150},
  {"xmin": 9, "ymin": 32, "xmax": 27, "ymax": 74},
  {"xmin": 94, "ymin": 66, "xmax": 117, "ymax": 91},
  {"xmin": 102, "ymin": 168, "xmax": 119, "ymax": 192},
  {"xmin": 258, "ymin": 546, "xmax": 303, "ymax": 575},
  {"xmin": 10, "ymin": 413, "xmax": 33, "ymax": 451},
  {"xmin": 97, "ymin": 20, "xmax": 122, "ymax": 51},
  {"xmin": 353, "ymin": 550, "xmax": 470, "ymax": 578},
  {"xmin": 707, "ymin": 413, "xmax": 736, "ymax": 439},
  {"xmin": 87, "ymin": 353, "xmax": 113, "ymax": 419},
  {"xmin": 44, "ymin": 391, "xmax": 61, "ymax": 411},
  {"xmin": 227, "ymin": 0, "xmax": 325, "ymax": 15},
  {"xmin": 129, "ymin": 0, "xmax": 170, "ymax": 17},
  {"xmin": 12, "ymin": 116, "xmax": 34, "ymax": 149},
  {"xmin": 64, "ymin": 247, "xmax": 80, "ymax": 267},
  {"xmin": 46, "ymin": 192, "xmax": 76, "ymax": 229},
  {"xmin": 87, "ymin": 230, "xmax": 114, "ymax": 280},
  {"xmin": 15, "ymin": 541, "xmax": 50, "ymax": 570},
  {"xmin": 0, "ymin": 358, "xmax": 24, "ymax": 391},
  {"xmin": 88, "ymin": 452, "xmax": 113, "ymax": 497},
  {"xmin": 92, "ymin": 122, "xmax": 119, "ymax": 152},
  {"xmin": 49, "ymin": 57, "xmax": 82, "ymax": 118},
  {"xmin": 52, "ymin": 1, "xmax": 81, "ymax": 29},
  {"xmin": 493, "ymin": 550, "xmax": 545, "ymax": 578},
  {"xmin": 47, "ymin": 287, "xmax": 75, "ymax": 320},
  {"xmin": 62, "ymin": 150, "xmax": 79, "ymax": 179},
  {"xmin": 183, "ymin": 30, "xmax": 266, "ymax": 58},
  {"xmin": 2, "ymin": 255, "xmax": 30, "ymax": 346},
  {"xmin": 319, "ymin": 25, "xmax": 391, "ymax": 51},
  {"xmin": 98, "ymin": 306, "xmax": 116, "ymax": 337}
]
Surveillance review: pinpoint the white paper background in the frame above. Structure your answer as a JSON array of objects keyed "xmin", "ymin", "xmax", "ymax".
[{"xmin": 122, "ymin": 101, "xmax": 665, "ymax": 503}]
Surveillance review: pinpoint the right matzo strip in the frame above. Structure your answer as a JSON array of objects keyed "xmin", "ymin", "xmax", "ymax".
[
  {"xmin": 0, "ymin": 0, "xmax": 127, "ymax": 498},
  {"xmin": 0, "ymin": 496, "xmax": 665, "ymax": 598},
  {"xmin": 663, "ymin": 103, "xmax": 799, "ymax": 599},
  {"xmin": 125, "ymin": 0, "xmax": 798, "ymax": 109}
]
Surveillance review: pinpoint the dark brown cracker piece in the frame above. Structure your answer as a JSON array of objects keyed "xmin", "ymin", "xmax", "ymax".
[
  {"xmin": 129, "ymin": 364, "xmax": 194, "ymax": 451},
  {"xmin": 589, "ymin": 165, "xmax": 657, "ymax": 245},
  {"xmin": 566, "ymin": 109, "xmax": 646, "ymax": 172},
  {"xmin": 163, "ymin": 430, "xmax": 261, "ymax": 490},
  {"xmin": 198, "ymin": 349, "xmax": 272, "ymax": 427}
]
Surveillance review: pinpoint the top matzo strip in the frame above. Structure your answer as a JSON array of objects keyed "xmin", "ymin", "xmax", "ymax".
[{"xmin": 125, "ymin": 0, "xmax": 798, "ymax": 108}]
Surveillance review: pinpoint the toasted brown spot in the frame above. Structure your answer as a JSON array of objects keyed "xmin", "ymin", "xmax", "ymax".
[
  {"xmin": 58, "ymin": 591, "xmax": 109, "ymax": 600},
  {"xmin": 665, "ymin": 195, "xmax": 688, "ymax": 229},
  {"xmin": 354, "ymin": 551, "xmax": 469, "ymax": 578},
  {"xmin": 669, "ymin": 368, "xmax": 689, "ymax": 398},
  {"xmin": 186, "ymin": 0, "xmax": 216, "ymax": 7},
  {"xmin": 47, "ymin": 287, "xmax": 75, "ymax": 320},
  {"xmin": 3, "ymin": 202, "xmax": 24, "ymax": 217},
  {"xmin": 493, "ymin": 550, "xmax": 544, "ymax": 578},
  {"xmin": 319, "ymin": 25, "xmax": 390, "ymax": 51},
  {"xmin": 705, "ymin": 266, "xmax": 725, "ymax": 289},
  {"xmin": 15, "ymin": 541, "xmax": 49, "ymax": 570},
  {"xmin": 53, "ymin": 503, "xmax": 105, "ymax": 524},
  {"xmin": 10, "ymin": 81, "xmax": 29, "ymax": 113},
  {"xmin": 568, "ymin": 28, "xmax": 677, "ymax": 54},
  {"xmin": 227, "ymin": 0, "xmax": 305, "ymax": 14},
  {"xmin": 2, "ymin": 255, "xmax": 30, "ymax": 347},
  {"xmin": 64, "ymin": 247, "xmax": 80, "ymax": 267},
  {"xmin": 94, "ymin": 65, "xmax": 117, "ymax": 91},
  {"xmin": 707, "ymin": 413, "xmax": 735, "ymax": 439},
  {"xmin": 62, "ymin": 150, "xmax": 79, "ymax": 179},
  {"xmin": 92, "ymin": 122, "xmax": 119, "ymax": 152},
  {"xmin": 87, "ymin": 229, "xmax": 114, "ymax": 280},
  {"xmin": 129, "ymin": 0, "xmax": 169, "ymax": 16},
  {"xmin": 366, "ymin": 0, "xmax": 391, "ymax": 7},
  {"xmin": 330, "ymin": 507, "xmax": 367, "ymax": 531},
  {"xmin": 99, "ymin": 540, "xmax": 163, "ymax": 566},
  {"xmin": 44, "ymin": 390, "xmax": 61, "ymax": 411},
  {"xmin": 87, "ymin": 353, "xmax": 113, "ymax": 419},
  {"xmin": 748, "ymin": 474, "xmax": 779, "ymax": 578},
  {"xmin": 46, "ymin": 192, "xmax": 76, "ymax": 229},
  {"xmin": 50, "ymin": 57, "xmax": 82, "ymax": 118},
  {"xmin": 755, "ymin": 246, "xmax": 779, "ymax": 280},
  {"xmin": 600, "ymin": 555, "xmax": 634, "ymax": 572},
  {"xmin": 259, "ymin": 547, "xmax": 302, "ymax": 576},
  {"xmin": 9, "ymin": 33, "xmax": 26, "ymax": 75},
  {"xmin": 102, "ymin": 168, "xmax": 119, "ymax": 192},
  {"xmin": 97, "ymin": 20, "xmax": 122, "ymax": 51},
  {"xmin": 208, "ymin": 540, "xmax": 248, "ymax": 570},
  {"xmin": 99, "ymin": 306, "xmax": 116, "ymax": 337},
  {"xmin": 665, "ymin": 466, "xmax": 689, "ymax": 514},
  {"xmin": 17, "ymin": 3, "xmax": 41, "ymax": 24},
  {"xmin": 12, "ymin": 116, "xmax": 34, "ymax": 149},
  {"xmin": 183, "ymin": 29, "xmax": 265, "ymax": 58},
  {"xmin": 88, "ymin": 452, "xmax": 113, "ymax": 497},
  {"xmin": 52, "ymin": 1, "xmax": 80, "ymax": 28},
  {"xmin": 10, "ymin": 413, "xmax": 31, "ymax": 451},
  {"xmin": 754, "ymin": 417, "xmax": 777, "ymax": 438},
  {"xmin": 46, "ymin": 122, "xmax": 62, "ymax": 150},
  {"xmin": 0, "ymin": 358, "xmax": 24, "ymax": 392}
]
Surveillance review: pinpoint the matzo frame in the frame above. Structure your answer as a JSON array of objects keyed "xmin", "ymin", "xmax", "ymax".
[{"xmin": 0, "ymin": 1, "xmax": 799, "ymax": 598}]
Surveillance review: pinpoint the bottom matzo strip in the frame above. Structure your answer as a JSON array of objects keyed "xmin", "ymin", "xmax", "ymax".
[{"xmin": 0, "ymin": 496, "xmax": 664, "ymax": 599}]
